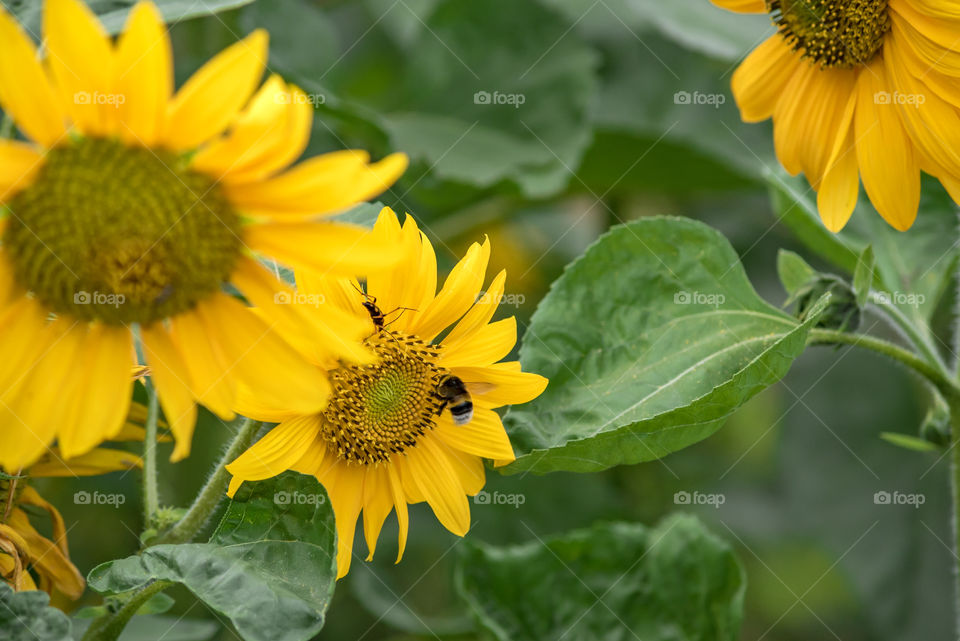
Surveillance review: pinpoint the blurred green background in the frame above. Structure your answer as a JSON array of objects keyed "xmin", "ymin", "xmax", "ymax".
[{"xmin": 19, "ymin": 0, "xmax": 956, "ymax": 638}]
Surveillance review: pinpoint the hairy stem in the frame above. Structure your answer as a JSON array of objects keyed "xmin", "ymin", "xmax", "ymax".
[
  {"xmin": 141, "ymin": 381, "xmax": 160, "ymax": 528},
  {"xmin": 809, "ymin": 329, "xmax": 960, "ymax": 399},
  {"xmin": 155, "ymin": 417, "xmax": 261, "ymax": 545},
  {"xmin": 80, "ymin": 580, "xmax": 173, "ymax": 641}
]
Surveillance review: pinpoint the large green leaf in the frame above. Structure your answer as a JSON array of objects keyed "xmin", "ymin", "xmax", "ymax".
[
  {"xmin": 456, "ymin": 515, "xmax": 745, "ymax": 641},
  {"xmin": 7, "ymin": 0, "xmax": 253, "ymax": 38},
  {"xmin": 769, "ymin": 170, "xmax": 959, "ymax": 322},
  {"xmin": 0, "ymin": 584, "xmax": 72, "ymax": 641},
  {"xmin": 87, "ymin": 473, "xmax": 337, "ymax": 641},
  {"xmin": 501, "ymin": 217, "xmax": 825, "ymax": 475},
  {"xmin": 71, "ymin": 615, "xmax": 218, "ymax": 641}
]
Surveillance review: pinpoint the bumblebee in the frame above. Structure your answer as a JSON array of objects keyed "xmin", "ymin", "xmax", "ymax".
[{"xmin": 435, "ymin": 375, "xmax": 495, "ymax": 425}]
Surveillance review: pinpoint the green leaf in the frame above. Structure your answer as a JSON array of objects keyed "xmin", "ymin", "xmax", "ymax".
[
  {"xmin": 73, "ymin": 592, "xmax": 174, "ymax": 619},
  {"xmin": 776, "ymin": 249, "xmax": 817, "ymax": 298},
  {"xmin": 501, "ymin": 217, "xmax": 825, "ymax": 475},
  {"xmin": 628, "ymin": 0, "xmax": 774, "ymax": 62},
  {"xmin": 852, "ymin": 245, "xmax": 876, "ymax": 307},
  {"xmin": 455, "ymin": 515, "xmax": 745, "ymax": 641},
  {"xmin": 71, "ymin": 615, "xmax": 218, "ymax": 641},
  {"xmin": 87, "ymin": 472, "xmax": 337, "ymax": 641},
  {"xmin": 0, "ymin": 583, "xmax": 72, "ymax": 641},
  {"xmin": 6, "ymin": 0, "xmax": 253, "ymax": 38},
  {"xmin": 769, "ymin": 170, "xmax": 959, "ymax": 321},
  {"xmin": 879, "ymin": 432, "xmax": 939, "ymax": 453}
]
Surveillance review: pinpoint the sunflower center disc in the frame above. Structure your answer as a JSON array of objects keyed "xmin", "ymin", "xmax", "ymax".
[
  {"xmin": 3, "ymin": 137, "xmax": 242, "ymax": 325},
  {"xmin": 769, "ymin": 0, "xmax": 890, "ymax": 68},
  {"xmin": 322, "ymin": 332, "xmax": 447, "ymax": 464}
]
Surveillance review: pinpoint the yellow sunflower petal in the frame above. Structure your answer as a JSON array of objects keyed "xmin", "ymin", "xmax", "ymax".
[
  {"xmin": 57, "ymin": 324, "xmax": 133, "ymax": 460},
  {"xmin": 115, "ymin": 1, "xmax": 172, "ymax": 145},
  {"xmin": 30, "ymin": 448, "xmax": 141, "ymax": 476},
  {"xmin": 732, "ymin": 35, "xmax": 802, "ymax": 123},
  {"xmin": 404, "ymin": 437, "xmax": 470, "ymax": 536},
  {"xmin": 168, "ymin": 305, "xmax": 237, "ymax": 421},
  {"xmin": 361, "ymin": 465, "xmax": 394, "ymax": 561},
  {"xmin": 4, "ymin": 508, "xmax": 84, "ymax": 599},
  {"xmin": 196, "ymin": 293, "xmax": 331, "ymax": 417},
  {"xmin": 45, "ymin": 0, "xmax": 116, "ymax": 136},
  {"xmin": 165, "ymin": 30, "xmax": 268, "ymax": 150},
  {"xmin": 386, "ymin": 463, "xmax": 409, "ymax": 563},
  {"xmin": 141, "ymin": 323, "xmax": 199, "ymax": 462},
  {"xmin": 226, "ymin": 415, "xmax": 321, "ymax": 487},
  {"xmin": 192, "ymin": 77, "xmax": 314, "ymax": 183},
  {"xmin": 437, "ymin": 441, "xmax": 486, "ymax": 496},
  {"xmin": 434, "ymin": 408, "xmax": 516, "ymax": 462},
  {"xmin": 442, "ymin": 269, "xmax": 507, "ymax": 345},
  {"xmin": 245, "ymin": 221, "xmax": 402, "ymax": 275},
  {"xmin": 224, "ymin": 151, "xmax": 408, "ymax": 217},
  {"xmin": 0, "ymin": 319, "xmax": 86, "ymax": 470},
  {"xmin": 0, "ymin": 140, "xmax": 42, "ymax": 202},
  {"xmin": 327, "ymin": 463, "xmax": 365, "ymax": 579},
  {"xmin": 855, "ymin": 58, "xmax": 920, "ymax": 231},
  {"xmin": 439, "ymin": 317, "xmax": 516, "ymax": 369},
  {"xmin": 816, "ymin": 110, "xmax": 859, "ymax": 233},
  {"xmin": 291, "ymin": 436, "xmax": 327, "ymax": 477},
  {"xmin": 413, "ymin": 238, "xmax": 491, "ymax": 342},
  {"xmin": 365, "ymin": 207, "xmax": 408, "ymax": 314},
  {"xmin": 449, "ymin": 363, "xmax": 548, "ymax": 408},
  {"xmin": 0, "ymin": 7, "xmax": 66, "ymax": 146},
  {"xmin": 709, "ymin": 0, "xmax": 766, "ymax": 12},
  {"xmin": 231, "ymin": 256, "xmax": 371, "ymax": 365}
]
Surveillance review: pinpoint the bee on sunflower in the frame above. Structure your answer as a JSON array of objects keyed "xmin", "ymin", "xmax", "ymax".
[
  {"xmin": 0, "ymin": 0, "xmax": 408, "ymax": 471},
  {"xmin": 712, "ymin": 0, "xmax": 960, "ymax": 231},
  {"xmin": 225, "ymin": 208, "xmax": 547, "ymax": 578}
]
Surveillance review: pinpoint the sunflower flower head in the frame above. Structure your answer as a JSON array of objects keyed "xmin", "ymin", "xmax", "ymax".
[
  {"xmin": 226, "ymin": 207, "xmax": 548, "ymax": 578},
  {"xmin": 712, "ymin": 0, "xmax": 960, "ymax": 232},
  {"xmin": 0, "ymin": 0, "xmax": 407, "ymax": 470}
]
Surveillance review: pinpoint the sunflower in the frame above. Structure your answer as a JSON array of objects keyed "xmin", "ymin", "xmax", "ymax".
[
  {"xmin": 225, "ymin": 207, "xmax": 547, "ymax": 578},
  {"xmin": 2, "ymin": 418, "xmax": 150, "ymax": 602},
  {"xmin": 712, "ymin": 0, "xmax": 960, "ymax": 232},
  {"xmin": 0, "ymin": 0, "xmax": 408, "ymax": 470}
]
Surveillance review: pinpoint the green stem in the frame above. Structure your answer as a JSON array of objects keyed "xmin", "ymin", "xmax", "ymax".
[
  {"xmin": 155, "ymin": 417, "xmax": 261, "ymax": 545},
  {"xmin": 947, "ymin": 397, "xmax": 960, "ymax": 640},
  {"xmin": 80, "ymin": 580, "xmax": 173, "ymax": 641},
  {"xmin": 141, "ymin": 380, "xmax": 160, "ymax": 528},
  {"xmin": 869, "ymin": 300, "xmax": 949, "ymax": 375},
  {"xmin": 808, "ymin": 329, "xmax": 960, "ymax": 400}
]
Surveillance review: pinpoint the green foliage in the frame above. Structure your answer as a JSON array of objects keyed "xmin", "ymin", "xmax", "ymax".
[
  {"xmin": 501, "ymin": 217, "xmax": 826, "ymax": 474},
  {"xmin": 776, "ymin": 249, "xmax": 817, "ymax": 299},
  {"xmin": 853, "ymin": 245, "xmax": 876, "ymax": 308},
  {"xmin": 455, "ymin": 515, "xmax": 745, "ymax": 641},
  {"xmin": 87, "ymin": 473, "xmax": 336, "ymax": 641},
  {"xmin": 0, "ymin": 583, "xmax": 72, "ymax": 641},
  {"xmin": 6, "ymin": 0, "xmax": 253, "ymax": 37}
]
